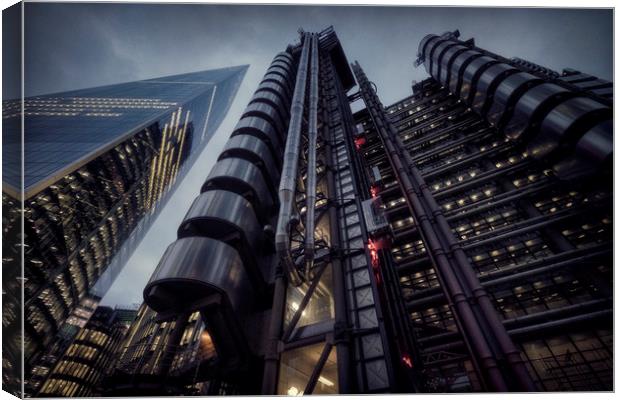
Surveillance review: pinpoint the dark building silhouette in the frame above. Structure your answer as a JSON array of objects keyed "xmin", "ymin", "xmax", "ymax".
[
  {"xmin": 2, "ymin": 60, "xmax": 247, "ymax": 396},
  {"xmin": 104, "ymin": 27, "xmax": 611, "ymax": 395}
]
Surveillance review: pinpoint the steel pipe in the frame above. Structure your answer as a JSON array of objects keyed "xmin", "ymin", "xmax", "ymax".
[
  {"xmin": 304, "ymin": 33, "xmax": 320, "ymax": 278},
  {"xmin": 275, "ymin": 32, "xmax": 312, "ymax": 285}
]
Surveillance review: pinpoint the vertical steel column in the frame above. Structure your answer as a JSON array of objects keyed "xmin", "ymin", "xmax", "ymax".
[
  {"xmin": 323, "ymin": 107, "xmax": 352, "ymax": 393},
  {"xmin": 304, "ymin": 33, "xmax": 320, "ymax": 277},
  {"xmin": 275, "ymin": 32, "xmax": 312, "ymax": 286},
  {"xmin": 261, "ymin": 265, "xmax": 287, "ymax": 394}
]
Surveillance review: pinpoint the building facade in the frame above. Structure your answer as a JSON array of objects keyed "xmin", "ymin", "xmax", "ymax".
[
  {"xmin": 108, "ymin": 27, "xmax": 611, "ymax": 394},
  {"xmin": 2, "ymin": 65, "xmax": 247, "ymax": 396},
  {"xmin": 36, "ymin": 306, "xmax": 138, "ymax": 397}
]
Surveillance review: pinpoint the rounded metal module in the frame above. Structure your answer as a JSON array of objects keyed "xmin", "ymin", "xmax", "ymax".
[
  {"xmin": 232, "ymin": 116, "xmax": 284, "ymax": 161},
  {"xmin": 202, "ymin": 157, "xmax": 275, "ymax": 217},
  {"xmin": 249, "ymin": 89, "xmax": 290, "ymax": 125},
  {"xmin": 486, "ymin": 72, "xmax": 543, "ymax": 128},
  {"xmin": 448, "ymin": 50, "xmax": 483, "ymax": 96},
  {"xmin": 417, "ymin": 33, "xmax": 438, "ymax": 59},
  {"xmin": 527, "ymin": 96, "xmax": 610, "ymax": 160},
  {"xmin": 503, "ymin": 83, "xmax": 571, "ymax": 141},
  {"xmin": 459, "ymin": 55, "xmax": 498, "ymax": 103},
  {"xmin": 471, "ymin": 63, "xmax": 519, "ymax": 115},
  {"xmin": 177, "ymin": 190, "xmax": 265, "ymax": 288},
  {"xmin": 256, "ymin": 79, "xmax": 292, "ymax": 106},
  {"xmin": 553, "ymin": 120, "xmax": 613, "ymax": 180},
  {"xmin": 265, "ymin": 64, "xmax": 294, "ymax": 88},
  {"xmin": 422, "ymin": 36, "xmax": 444, "ymax": 73},
  {"xmin": 274, "ymin": 51, "xmax": 294, "ymax": 65},
  {"xmin": 438, "ymin": 44, "xmax": 469, "ymax": 87},
  {"xmin": 143, "ymin": 237, "xmax": 252, "ymax": 315},
  {"xmin": 430, "ymin": 40, "xmax": 457, "ymax": 79},
  {"xmin": 219, "ymin": 133, "xmax": 281, "ymax": 192},
  {"xmin": 270, "ymin": 59, "xmax": 294, "ymax": 75},
  {"xmin": 242, "ymin": 101, "xmax": 287, "ymax": 138},
  {"xmin": 261, "ymin": 72, "xmax": 294, "ymax": 100}
]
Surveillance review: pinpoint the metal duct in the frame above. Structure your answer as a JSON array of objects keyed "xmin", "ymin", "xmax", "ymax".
[
  {"xmin": 304, "ymin": 33, "xmax": 320, "ymax": 278},
  {"xmin": 275, "ymin": 32, "xmax": 312, "ymax": 285}
]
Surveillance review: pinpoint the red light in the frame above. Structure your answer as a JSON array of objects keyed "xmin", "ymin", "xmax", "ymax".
[
  {"xmin": 401, "ymin": 354, "xmax": 413, "ymax": 369},
  {"xmin": 367, "ymin": 240, "xmax": 379, "ymax": 267},
  {"xmin": 370, "ymin": 185, "xmax": 379, "ymax": 198},
  {"xmin": 367, "ymin": 239, "xmax": 381, "ymax": 284},
  {"xmin": 354, "ymin": 136, "xmax": 366, "ymax": 150}
]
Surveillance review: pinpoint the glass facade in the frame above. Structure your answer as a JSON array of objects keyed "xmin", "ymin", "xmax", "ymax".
[
  {"xmin": 37, "ymin": 306, "xmax": 138, "ymax": 397},
  {"xmin": 2, "ymin": 65, "xmax": 247, "ymax": 396}
]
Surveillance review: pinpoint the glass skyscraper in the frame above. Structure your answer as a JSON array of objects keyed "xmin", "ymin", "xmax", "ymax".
[{"xmin": 2, "ymin": 64, "xmax": 248, "ymax": 395}]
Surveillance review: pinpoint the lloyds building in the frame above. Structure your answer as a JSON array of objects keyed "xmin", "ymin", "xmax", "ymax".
[
  {"xmin": 2, "ymin": 64, "xmax": 247, "ymax": 396},
  {"xmin": 95, "ymin": 27, "xmax": 613, "ymax": 395},
  {"xmin": 13, "ymin": 24, "xmax": 612, "ymax": 396}
]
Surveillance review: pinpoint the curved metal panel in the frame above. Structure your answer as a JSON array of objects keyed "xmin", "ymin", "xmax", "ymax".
[
  {"xmin": 459, "ymin": 55, "xmax": 498, "ymax": 103},
  {"xmin": 202, "ymin": 157, "xmax": 275, "ymax": 215},
  {"xmin": 431, "ymin": 40, "xmax": 457, "ymax": 80},
  {"xmin": 449, "ymin": 50, "xmax": 483, "ymax": 95},
  {"xmin": 275, "ymin": 51, "xmax": 294, "ymax": 64},
  {"xmin": 256, "ymin": 80, "xmax": 292, "ymax": 105},
  {"xmin": 418, "ymin": 34, "xmax": 438, "ymax": 58},
  {"xmin": 178, "ymin": 190, "xmax": 263, "ymax": 280},
  {"xmin": 503, "ymin": 83, "xmax": 571, "ymax": 141},
  {"xmin": 423, "ymin": 36, "xmax": 444, "ymax": 73},
  {"xmin": 262, "ymin": 72, "xmax": 291, "ymax": 97},
  {"xmin": 487, "ymin": 72, "xmax": 543, "ymax": 128},
  {"xmin": 553, "ymin": 120, "xmax": 613, "ymax": 180},
  {"xmin": 266, "ymin": 65, "xmax": 294, "ymax": 85},
  {"xmin": 471, "ymin": 63, "xmax": 519, "ymax": 115},
  {"xmin": 242, "ymin": 101, "xmax": 286, "ymax": 137},
  {"xmin": 232, "ymin": 116, "xmax": 283, "ymax": 160},
  {"xmin": 250, "ymin": 89, "xmax": 289, "ymax": 123},
  {"xmin": 144, "ymin": 237, "xmax": 252, "ymax": 314},
  {"xmin": 219, "ymin": 133, "xmax": 280, "ymax": 188},
  {"xmin": 439, "ymin": 44, "xmax": 469, "ymax": 87},
  {"xmin": 270, "ymin": 59, "xmax": 294, "ymax": 73},
  {"xmin": 527, "ymin": 97, "xmax": 610, "ymax": 159}
]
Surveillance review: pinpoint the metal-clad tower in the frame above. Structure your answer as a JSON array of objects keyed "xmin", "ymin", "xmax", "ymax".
[{"xmin": 105, "ymin": 28, "xmax": 612, "ymax": 394}]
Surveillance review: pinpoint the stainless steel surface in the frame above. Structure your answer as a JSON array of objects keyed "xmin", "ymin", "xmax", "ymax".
[
  {"xmin": 528, "ymin": 96, "xmax": 609, "ymax": 159},
  {"xmin": 471, "ymin": 63, "xmax": 518, "ymax": 114},
  {"xmin": 144, "ymin": 237, "xmax": 252, "ymax": 314},
  {"xmin": 178, "ymin": 189, "xmax": 261, "ymax": 253},
  {"xmin": 459, "ymin": 55, "xmax": 497, "ymax": 102},
  {"xmin": 438, "ymin": 44, "xmax": 469, "ymax": 86},
  {"xmin": 220, "ymin": 133, "xmax": 280, "ymax": 188},
  {"xmin": 448, "ymin": 50, "xmax": 483, "ymax": 95},
  {"xmin": 275, "ymin": 32, "xmax": 312, "ymax": 285},
  {"xmin": 503, "ymin": 82, "xmax": 569, "ymax": 140},
  {"xmin": 304, "ymin": 32, "xmax": 320, "ymax": 277},
  {"xmin": 242, "ymin": 101, "xmax": 287, "ymax": 137},
  {"xmin": 486, "ymin": 72, "xmax": 542, "ymax": 127},
  {"xmin": 250, "ymin": 90, "xmax": 290, "ymax": 124},
  {"xmin": 233, "ymin": 115, "xmax": 284, "ymax": 156},
  {"xmin": 430, "ymin": 40, "xmax": 455, "ymax": 78},
  {"xmin": 202, "ymin": 157, "xmax": 275, "ymax": 215}
]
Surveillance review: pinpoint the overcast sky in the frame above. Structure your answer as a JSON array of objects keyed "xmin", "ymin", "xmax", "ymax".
[{"xmin": 19, "ymin": 3, "xmax": 612, "ymax": 306}]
